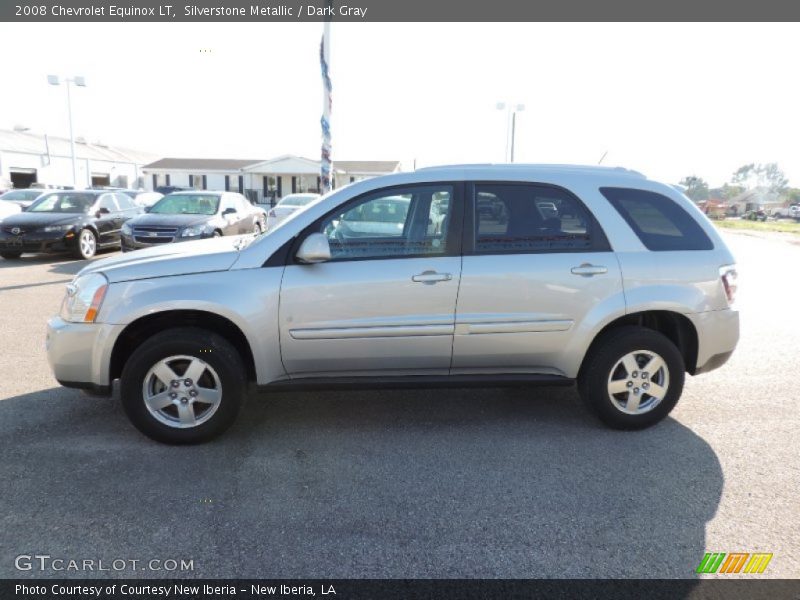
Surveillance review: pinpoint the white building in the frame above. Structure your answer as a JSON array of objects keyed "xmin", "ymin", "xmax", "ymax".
[
  {"xmin": 0, "ymin": 127, "xmax": 156, "ymax": 191},
  {"xmin": 142, "ymin": 156, "xmax": 401, "ymax": 204}
]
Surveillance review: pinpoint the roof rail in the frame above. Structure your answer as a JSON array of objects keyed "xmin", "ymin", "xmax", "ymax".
[{"xmin": 415, "ymin": 163, "xmax": 646, "ymax": 178}]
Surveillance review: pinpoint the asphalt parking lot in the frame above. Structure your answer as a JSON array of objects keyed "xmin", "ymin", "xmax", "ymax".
[{"xmin": 0, "ymin": 231, "xmax": 797, "ymax": 579}]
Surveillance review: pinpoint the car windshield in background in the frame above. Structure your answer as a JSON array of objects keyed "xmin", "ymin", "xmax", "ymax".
[
  {"xmin": 150, "ymin": 194, "xmax": 220, "ymax": 215},
  {"xmin": 27, "ymin": 193, "xmax": 95, "ymax": 213},
  {"xmin": 1, "ymin": 190, "xmax": 41, "ymax": 201},
  {"xmin": 278, "ymin": 194, "xmax": 318, "ymax": 207}
]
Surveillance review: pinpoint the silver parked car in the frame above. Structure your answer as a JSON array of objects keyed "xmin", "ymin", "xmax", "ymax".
[
  {"xmin": 46, "ymin": 165, "xmax": 739, "ymax": 443},
  {"xmin": 265, "ymin": 193, "xmax": 320, "ymax": 230}
]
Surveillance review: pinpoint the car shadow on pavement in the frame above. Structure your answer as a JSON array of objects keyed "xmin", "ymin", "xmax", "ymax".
[
  {"xmin": 0, "ymin": 385, "xmax": 721, "ymax": 584},
  {"xmin": 0, "ymin": 250, "xmax": 118, "ymax": 275}
]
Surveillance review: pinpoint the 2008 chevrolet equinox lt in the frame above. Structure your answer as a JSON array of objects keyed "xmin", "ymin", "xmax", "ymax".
[{"xmin": 46, "ymin": 165, "xmax": 739, "ymax": 443}]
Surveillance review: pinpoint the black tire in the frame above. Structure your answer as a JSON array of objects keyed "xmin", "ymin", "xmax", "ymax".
[
  {"xmin": 120, "ymin": 327, "xmax": 247, "ymax": 444},
  {"xmin": 578, "ymin": 326, "xmax": 685, "ymax": 430},
  {"xmin": 74, "ymin": 228, "xmax": 97, "ymax": 259},
  {"xmin": 0, "ymin": 251, "xmax": 22, "ymax": 259},
  {"xmin": 213, "ymin": 230, "xmax": 222, "ymax": 237},
  {"xmin": 254, "ymin": 221, "xmax": 263, "ymax": 234}
]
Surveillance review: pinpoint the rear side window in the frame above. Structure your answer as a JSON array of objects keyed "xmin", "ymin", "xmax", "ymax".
[
  {"xmin": 600, "ymin": 187, "xmax": 713, "ymax": 251},
  {"xmin": 473, "ymin": 183, "xmax": 607, "ymax": 253}
]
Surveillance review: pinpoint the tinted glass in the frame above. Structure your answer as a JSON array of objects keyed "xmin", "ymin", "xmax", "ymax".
[
  {"xmin": 474, "ymin": 184, "xmax": 596, "ymax": 253},
  {"xmin": 28, "ymin": 193, "xmax": 96, "ymax": 213},
  {"xmin": 600, "ymin": 187, "xmax": 713, "ymax": 251},
  {"xmin": 150, "ymin": 194, "xmax": 220, "ymax": 215},
  {"xmin": 319, "ymin": 185, "xmax": 453, "ymax": 260}
]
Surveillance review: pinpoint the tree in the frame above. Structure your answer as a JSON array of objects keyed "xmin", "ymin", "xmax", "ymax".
[
  {"xmin": 730, "ymin": 163, "xmax": 788, "ymax": 194},
  {"xmin": 678, "ymin": 175, "xmax": 709, "ymax": 202}
]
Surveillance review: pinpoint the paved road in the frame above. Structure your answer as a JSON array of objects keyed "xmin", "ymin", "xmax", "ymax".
[{"xmin": 0, "ymin": 233, "xmax": 797, "ymax": 579}]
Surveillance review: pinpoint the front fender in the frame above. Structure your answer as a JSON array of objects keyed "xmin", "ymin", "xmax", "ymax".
[{"xmin": 99, "ymin": 267, "xmax": 285, "ymax": 384}]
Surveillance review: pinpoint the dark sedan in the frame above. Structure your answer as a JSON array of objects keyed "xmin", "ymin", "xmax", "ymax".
[
  {"xmin": 0, "ymin": 190, "xmax": 143, "ymax": 260},
  {"xmin": 120, "ymin": 191, "xmax": 265, "ymax": 252}
]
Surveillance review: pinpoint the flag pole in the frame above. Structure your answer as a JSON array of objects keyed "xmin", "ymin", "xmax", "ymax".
[{"xmin": 320, "ymin": 17, "xmax": 332, "ymax": 194}]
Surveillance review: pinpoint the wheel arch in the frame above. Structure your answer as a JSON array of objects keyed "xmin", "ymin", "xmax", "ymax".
[
  {"xmin": 109, "ymin": 310, "xmax": 257, "ymax": 384},
  {"xmin": 579, "ymin": 310, "xmax": 699, "ymax": 376}
]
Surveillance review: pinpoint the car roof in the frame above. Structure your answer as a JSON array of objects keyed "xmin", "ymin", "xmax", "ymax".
[{"xmin": 415, "ymin": 163, "xmax": 647, "ymax": 179}]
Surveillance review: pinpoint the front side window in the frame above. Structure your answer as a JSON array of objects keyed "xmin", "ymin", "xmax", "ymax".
[
  {"xmin": 114, "ymin": 193, "xmax": 135, "ymax": 210},
  {"xmin": 473, "ymin": 183, "xmax": 598, "ymax": 253},
  {"xmin": 97, "ymin": 194, "xmax": 118, "ymax": 212},
  {"xmin": 319, "ymin": 185, "xmax": 454, "ymax": 260},
  {"xmin": 600, "ymin": 187, "xmax": 713, "ymax": 251}
]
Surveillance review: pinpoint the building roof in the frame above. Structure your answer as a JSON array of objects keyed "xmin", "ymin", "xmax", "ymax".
[
  {"xmin": 0, "ymin": 128, "xmax": 156, "ymax": 164},
  {"xmin": 144, "ymin": 158, "xmax": 262, "ymax": 171},
  {"xmin": 334, "ymin": 160, "xmax": 401, "ymax": 174}
]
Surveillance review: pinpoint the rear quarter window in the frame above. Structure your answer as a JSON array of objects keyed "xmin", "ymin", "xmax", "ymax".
[{"xmin": 600, "ymin": 187, "xmax": 713, "ymax": 251}]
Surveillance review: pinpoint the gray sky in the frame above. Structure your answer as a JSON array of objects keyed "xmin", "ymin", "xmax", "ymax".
[{"xmin": 1, "ymin": 22, "xmax": 798, "ymax": 187}]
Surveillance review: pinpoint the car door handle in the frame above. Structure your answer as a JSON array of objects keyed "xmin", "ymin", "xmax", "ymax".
[
  {"xmin": 571, "ymin": 263, "xmax": 608, "ymax": 276},
  {"xmin": 412, "ymin": 271, "xmax": 453, "ymax": 284}
]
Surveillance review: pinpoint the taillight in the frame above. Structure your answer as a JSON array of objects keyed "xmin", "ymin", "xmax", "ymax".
[
  {"xmin": 268, "ymin": 209, "xmax": 276, "ymax": 218},
  {"xmin": 720, "ymin": 265, "xmax": 738, "ymax": 305}
]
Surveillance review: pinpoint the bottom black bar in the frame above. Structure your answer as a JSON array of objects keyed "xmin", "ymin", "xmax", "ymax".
[{"xmin": 3, "ymin": 579, "xmax": 799, "ymax": 600}]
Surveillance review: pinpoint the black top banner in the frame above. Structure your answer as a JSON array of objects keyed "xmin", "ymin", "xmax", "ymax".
[{"xmin": 3, "ymin": 0, "xmax": 800, "ymax": 22}]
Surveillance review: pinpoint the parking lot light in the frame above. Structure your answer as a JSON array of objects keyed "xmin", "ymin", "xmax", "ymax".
[{"xmin": 47, "ymin": 74, "xmax": 87, "ymax": 187}]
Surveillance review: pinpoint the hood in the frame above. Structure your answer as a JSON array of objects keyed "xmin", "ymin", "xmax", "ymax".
[
  {"xmin": 0, "ymin": 212, "xmax": 84, "ymax": 228},
  {"xmin": 129, "ymin": 213, "xmax": 215, "ymax": 228},
  {"xmin": 78, "ymin": 235, "xmax": 244, "ymax": 283}
]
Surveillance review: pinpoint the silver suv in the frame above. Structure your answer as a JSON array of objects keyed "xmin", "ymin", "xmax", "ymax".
[{"xmin": 46, "ymin": 165, "xmax": 739, "ymax": 443}]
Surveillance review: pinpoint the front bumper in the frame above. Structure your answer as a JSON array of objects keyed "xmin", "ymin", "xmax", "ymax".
[
  {"xmin": 46, "ymin": 316, "xmax": 125, "ymax": 394},
  {"xmin": 687, "ymin": 308, "xmax": 739, "ymax": 375},
  {"xmin": 0, "ymin": 231, "xmax": 75, "ymax": 254}
]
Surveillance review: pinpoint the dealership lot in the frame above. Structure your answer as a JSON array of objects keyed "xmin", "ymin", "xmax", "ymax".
[{"xmin": 0, "ymin": 231, "xmax": 797, "ymax": 578}]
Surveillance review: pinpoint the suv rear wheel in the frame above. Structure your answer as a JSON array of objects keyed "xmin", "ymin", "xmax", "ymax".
[
  {"xmin": 578, "ymin": 326, "xmax": 685, "ymax": 429},
  {"xmin": 120, "ymin": 327, "xmax": 247, "ymax": 443}
]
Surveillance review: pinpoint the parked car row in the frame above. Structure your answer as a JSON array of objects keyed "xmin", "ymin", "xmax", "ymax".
[{"xmin": 0, "ymin": 190, "xmax": 266, "ymax": 260}]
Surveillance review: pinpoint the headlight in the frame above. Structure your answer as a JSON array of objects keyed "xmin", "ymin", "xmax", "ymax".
[
  {"xmin": 181, "ymin": 225, "xmax": 206, "ymax": 237},
  {"xmin": 60, "ymin": 273, "xmax": 108, "ymax": 323},
  {"xmin": 121, "ymin": 223, "xmax": 132, "ymax": 235},
  {"xmin": 43, "ymin": 224, "xmax": 73, "ymax": 233}
]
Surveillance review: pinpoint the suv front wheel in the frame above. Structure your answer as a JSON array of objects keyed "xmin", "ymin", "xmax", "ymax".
[
  {"xmin": 120, "ymin": 327, "xmax": 246, "ymax": 443},
  {"xmin": 578, "ymin": 326, "xmax": 685, "ymax": 430}
]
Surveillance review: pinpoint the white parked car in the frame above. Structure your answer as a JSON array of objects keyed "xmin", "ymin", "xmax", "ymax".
[
  {"xmin": 0, "ymin": 199, "xmax": 22, "ymax": 222},
  {"xmin": 132, "ymin": 192, "xmax": 164, "ymax": 208},
  {"xmin": 265, "ymin": 193, "xmax": 320, "ymax": 230}
]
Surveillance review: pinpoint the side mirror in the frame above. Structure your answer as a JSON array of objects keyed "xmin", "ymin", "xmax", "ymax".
[
  {"xmin": 222, "ymin": 207, "xmax": 237, "ymax": 216},
  {"xmin": 296, "ymin": 232, "xmax": 331, "ymax": 264},
  {"xmin": 96, "ymin": 207, "xmax": 110, "ymax": 217},
  {"xmin": 143, "ymin": 206, "xmax": 151, "ymax": 212}
]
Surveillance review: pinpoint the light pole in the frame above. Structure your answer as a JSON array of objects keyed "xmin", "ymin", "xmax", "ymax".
[
  {"xmin": 496, "ymin": 102, "xmax": 525, "ymax": 162},
  {"xmin": 47, "ymin": 75, "xmax": 86, "ymax": 188}
]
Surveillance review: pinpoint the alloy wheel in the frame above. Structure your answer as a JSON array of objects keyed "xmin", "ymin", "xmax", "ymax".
[
  {"xmin": 606, "ymin": 349, "xmax": 670, "ymax": 415},
  {"xmin": 142, "ymin": 354, "xmax": 223, "ymax": 428}
]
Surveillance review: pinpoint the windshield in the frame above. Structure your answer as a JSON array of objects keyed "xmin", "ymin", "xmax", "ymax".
[
  {"xmin": 278, "ymin": 194, "xmax": 318, "ymax": 207},
  {"xmin": 150, "ymin": 194, "xmax": 220, "ymax": 215},
  {"xmin": 27, "ymin": 193, "xmax": 96, "ymax": 213},
  {"xmin": 1, "ymin": 190, "xmax": 41, "ymax": 201}
]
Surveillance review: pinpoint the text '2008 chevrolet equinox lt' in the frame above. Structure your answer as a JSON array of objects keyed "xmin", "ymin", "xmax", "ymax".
[{"xmin": 46, "ymin": 165, "xmax": 739, "ymax": 443}]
